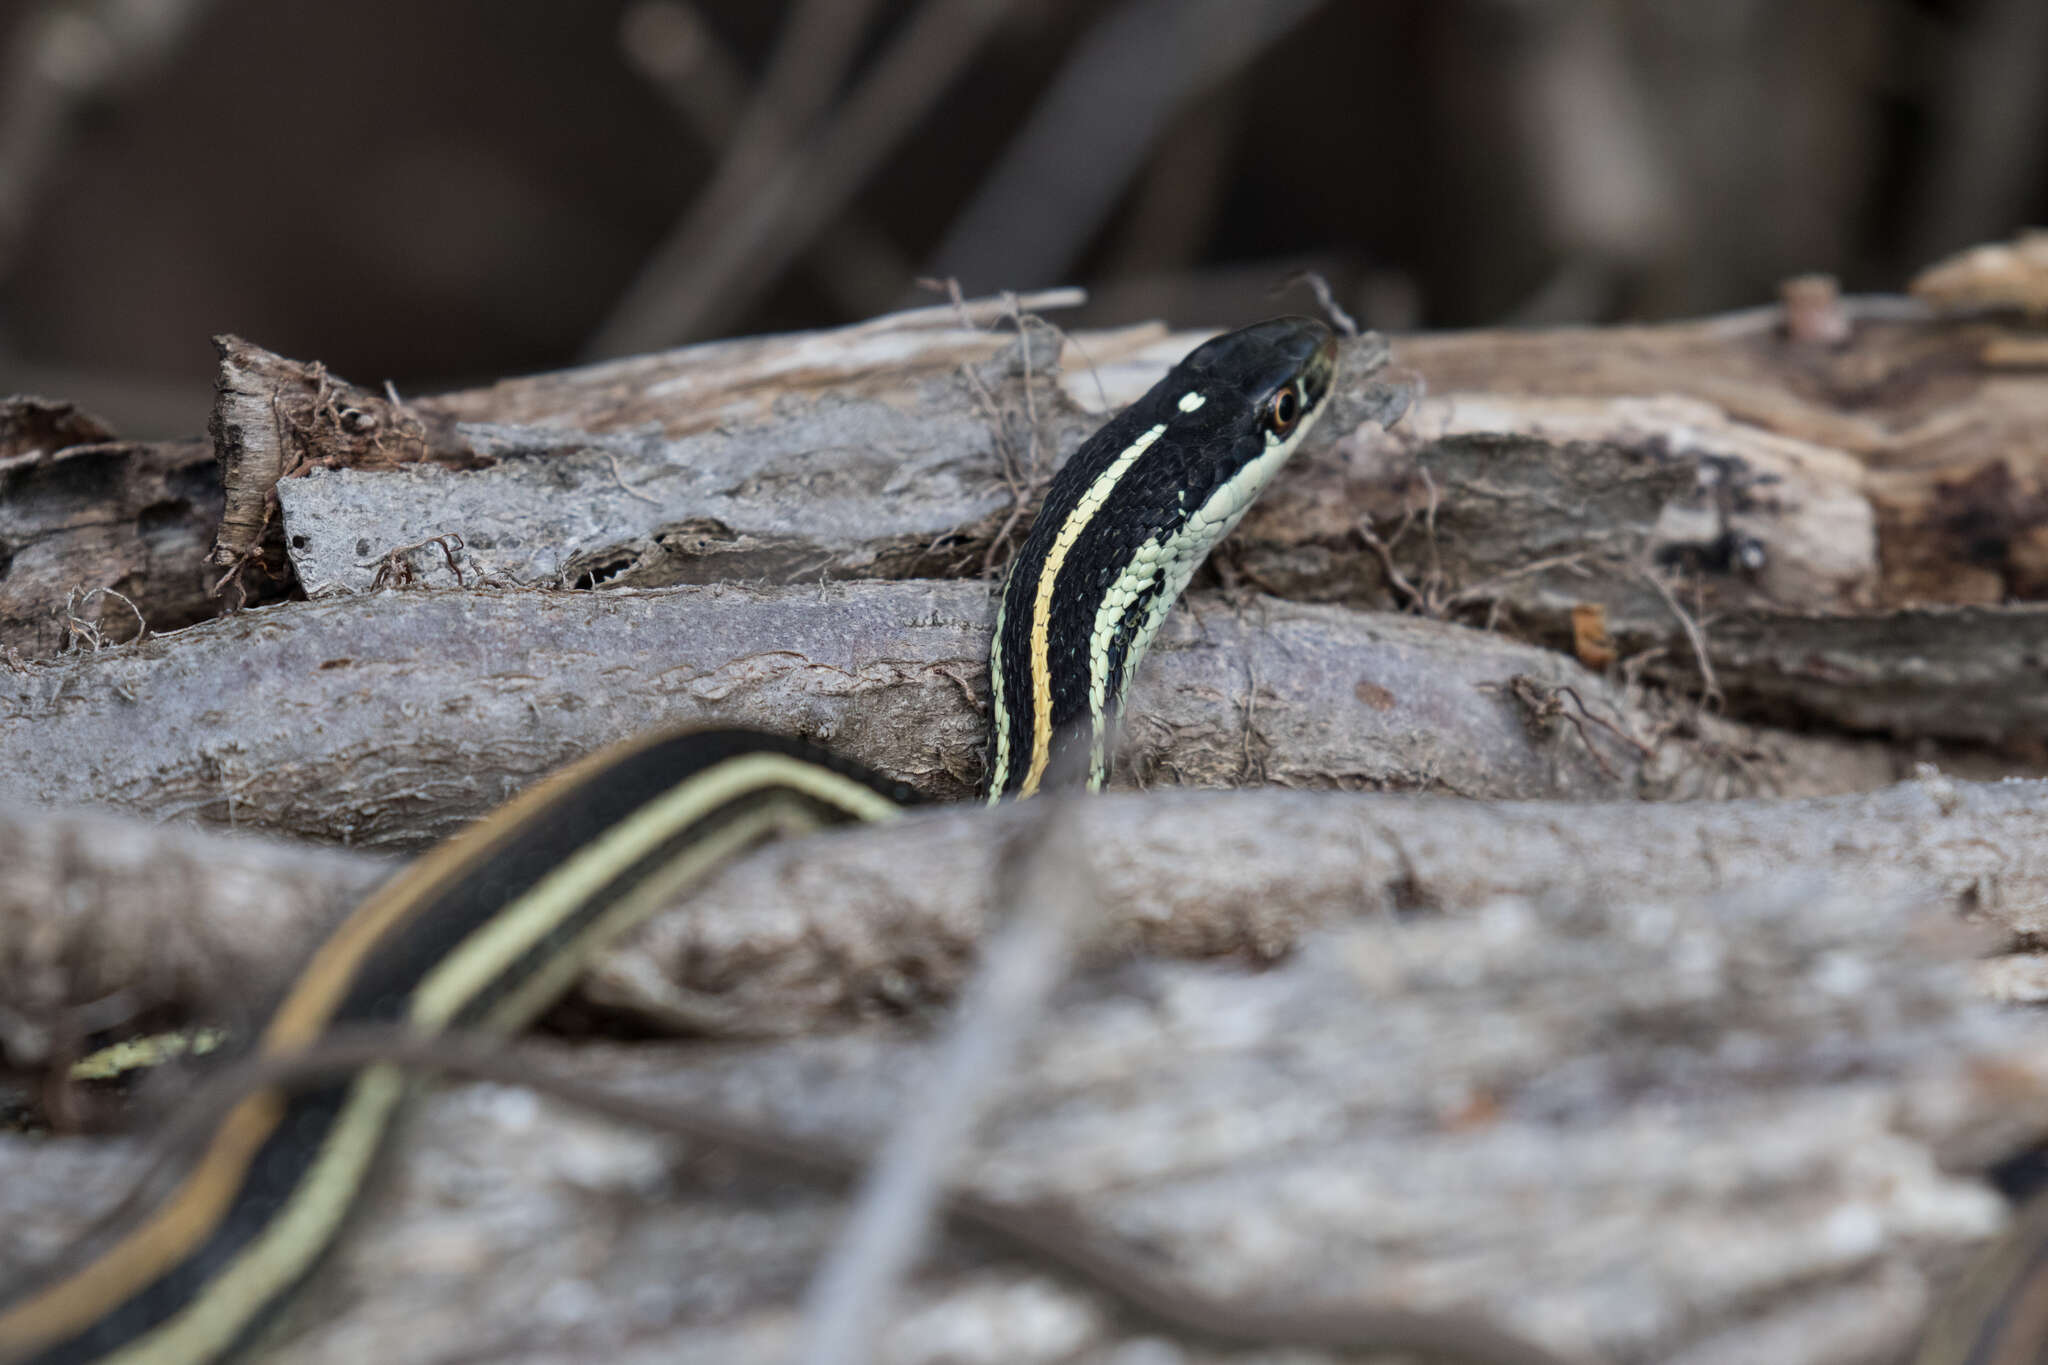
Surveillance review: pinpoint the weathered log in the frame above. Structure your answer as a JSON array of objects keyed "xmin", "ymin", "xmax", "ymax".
[
  {"xmin": 243, "ymin": 310, "xmax": 2048, "ymax": 747},
  {"xmin": 585, "ymin": 770, "xmax": 2048, "ymax": 1035},
  {"xmin": 0, "ymin": 801, "xmax": 388, "ymax": 1066},
  {"xmin": 272, "ymin": 324, "xmax": 1407, "ymax": 596},
  {"xmin": 1657, "ymin": 602, "xmax": 2048, "ymax": 743},
  {"xmin": 1397, "ymin": 302, "xmax": 2048, "ymax": 613},
  {"xmin": 206, "ymin": 334, "xmax": 476, "ymax": 579},
  {"xmin": 1390, "ymin": 301, "xmax": 2046, "ymax": 472},
  {"xmin": 1237, "ymin": 390, "xmax": 1879, "ymax": 635},
  {"xmin": 6, "ymin": 773, "xmax": 2046, "ymax": 1056},
  {"xmin": 14, "ymin": 302, "xmax": 2040, "ymax": 672},
  {"xmin": 0, "ymin": 395, "xmax": 229, "ymax": 658},
  {"xmin": 4, "ymin": 879, "xmax": 2042, "ymax": 1365},
  {"xmin": 0, "ymin": 581, "xmax": 1949, "ymax": 851}
]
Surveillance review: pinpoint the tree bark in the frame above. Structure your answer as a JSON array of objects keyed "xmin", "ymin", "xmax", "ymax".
[
  {"xmin": 0, "ymin": 395, "xmax": 228, "ymax": 657},
  {"xmin": 6, "ymin": 772, "xmax": 2044, "ymax": 1056},
  {"xmin": 5, "ymin": 874, "xmax": 2042, "ymax": 1365},
  {"xmin": 0, "ymin": 581, "xmax": 1949, "ymax": 852}
]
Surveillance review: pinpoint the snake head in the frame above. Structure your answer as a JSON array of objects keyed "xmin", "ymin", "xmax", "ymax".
[{"xmin": 1172, "ymin": 315, "xmax": 1339, "ymax": 449}]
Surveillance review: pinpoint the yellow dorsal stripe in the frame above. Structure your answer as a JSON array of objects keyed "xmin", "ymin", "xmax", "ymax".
[
  {"xmin": 408, "ymin": 751, "xmax": 901, "ymax": 1027},
  {"xmin": 0, "ymin": 1092, "xmax": 285, "ymax": 1353},
  {"xmin": 1021, "ymin": 423, "xmax": 1165, "ymax": 796},
  {"xmin": 261, "ymin": 728, "xmax": 690, "ymax": 1051}
]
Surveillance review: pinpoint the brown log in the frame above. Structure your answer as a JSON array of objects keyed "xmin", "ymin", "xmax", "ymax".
[{"xmin": 0, "ymin": 392, "xmax": 229, "ymax": 657}]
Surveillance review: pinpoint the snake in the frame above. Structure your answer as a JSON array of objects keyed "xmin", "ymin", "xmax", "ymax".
[{"xmin": 0, "ymin": 317, "xmax": 1356, "ymax": 1365}]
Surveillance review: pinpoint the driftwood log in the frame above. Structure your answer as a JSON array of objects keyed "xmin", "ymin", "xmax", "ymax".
[{"xmin": 8, "ymin": 294, "xmax": 2048, "ymax": 1364}]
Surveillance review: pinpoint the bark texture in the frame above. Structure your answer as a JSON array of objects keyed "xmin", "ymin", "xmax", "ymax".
[
  {"xmin": 4, "ymin": 880, "xmax": 2043, "ymax": 1365},
  {"xmin": 0, "ymin": 801, "xmax": 388, "ymax": 1065},
  {"xmin": 5, "ymin": 775, "xmax": 2044, "ymax": 1057},
  {"xmin": 229, "ymin": 307, "xmax": 2048, "ymax": 746},
  {"xmin": 0, "ymin": 395, "xmax": 226, "ymax": 657},
  {"xmin": 0, "ymin": 581, "xmax": 1950, "ymax": 852}
]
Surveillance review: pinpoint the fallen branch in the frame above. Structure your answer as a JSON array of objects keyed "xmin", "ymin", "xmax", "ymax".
[{"xmin": 0, "ymin": 582, "xmax": 1933, "ymax": 849}]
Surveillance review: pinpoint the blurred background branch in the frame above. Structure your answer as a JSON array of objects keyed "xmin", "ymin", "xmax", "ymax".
[{"xmin": 0, "ymin": 0, "xmax": 2041, "ymax": 436}]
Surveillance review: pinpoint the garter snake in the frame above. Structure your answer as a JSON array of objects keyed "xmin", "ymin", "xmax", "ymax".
[{"xmin": 0, "ymin": 317, "xmax": 1343, "ymax": 1364}]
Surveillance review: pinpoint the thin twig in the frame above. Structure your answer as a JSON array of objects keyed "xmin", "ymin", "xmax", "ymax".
[
  {"xmin": 854, "ymin": 285, "xmax": 1087, "ymax": 335},
  {"xmin": 1358, "ymin": 468, "xmax": 1447, "ymax": 616},
  {"xmin": 795, "ymin": 797, "xmax": 1095, "ymax": 1365},
  {"xmin": 1444, "ymin": 552, "xmax": 1606, "ymax": 611},
  {"xmin": 1280, "ymin": 268, "xmax": 1361, "ymax": 336},
  {"xmin": 365, "ymin": 534, "xmax": 467, "ymax": 590},
  {"xmin": 1640, "ymin": 569, "xmax": 1723, "ymax": 712},
  {"xmin": 603, "ymin": 451, "xmax": 662, "ymax": 505},
  {"xmin": 60, "ymin": 586, "xmax": 147, "ymax": 651},
  {"xmin": 1503, "ymin": 676, "xmax": 1620, "ymax": 781}
]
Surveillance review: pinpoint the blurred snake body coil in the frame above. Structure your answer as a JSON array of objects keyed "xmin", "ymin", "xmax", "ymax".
[{"xmin": 0, "ymin": 316, "xmax": 1338, "ymax": 1365}]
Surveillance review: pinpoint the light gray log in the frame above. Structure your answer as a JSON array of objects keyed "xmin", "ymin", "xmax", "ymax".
[
  {"xmin": 587, "ymin": 769, "xmax": 2048, "ymax": 1035},
  {"xmin": 0, "ymin": 580, "xmax": 1844, "ymax": 850},
  {"xmin": 0, "ymin": 801, "xmax": 389, "ymax": 1064},
  {"xmin": 276, "ymin": 328, "xmax": 1407, "ymax": 596},
  {"xmin": 4, "ymin": 881, "xmax": 2042, "ymax": 1365},
  {"xmin": 5, "ymin": 772, "xmax": 2045, "ymax": 1058}
]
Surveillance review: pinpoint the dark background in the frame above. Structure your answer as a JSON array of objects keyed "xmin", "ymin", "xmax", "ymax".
[{"xmin": 0, "ymin": 0, "xmax": 2042, "ymax": 436}]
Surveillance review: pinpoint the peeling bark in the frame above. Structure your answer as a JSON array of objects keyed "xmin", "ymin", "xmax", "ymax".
[
  {"xmin": 0, "ymin": 424, "xmax": 228, "ymax": 658},
  {"xmin": 206, "ymin": 334, "xmax": 475, "ymax": 581}
]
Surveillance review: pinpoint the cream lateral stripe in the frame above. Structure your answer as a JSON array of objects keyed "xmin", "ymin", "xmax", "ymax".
[
  {"xmin": 408, "ymin": 752, "xmax": 902, "ymax": 1027},
  {"xmin": 1022, "ymin": 422, "xmax": 1167, "ymax": 797},
  {"xmin": 475, "ymin": 804, "xmax": 827, "ymax": 1033},
  {"xmin": 6, "ymin": 755, "xmax": 900, "ymax": 1364},
  {"xmin": 101, "ymin": 1070, "xmax": 408, "ymax": 1365},
  {"xmin": 1083, "ymin": 404, "xmax": 1327, "ymax": 785},
  {"xmin": 984, "ymin": 596, "xmax": 1012, "ymax": 803},
  {"xmin": 261, "ymin": 728, "xmax": 690, "ymax": 1050},
  {"xmin": 0, "ymin": 1095, "xmax": 285, "ymax": 1353}
]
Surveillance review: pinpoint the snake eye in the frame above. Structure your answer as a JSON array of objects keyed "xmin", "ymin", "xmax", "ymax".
[{"xmin": 1269, "ymin": 383, "xmax": 1301, "ymax": 434}]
